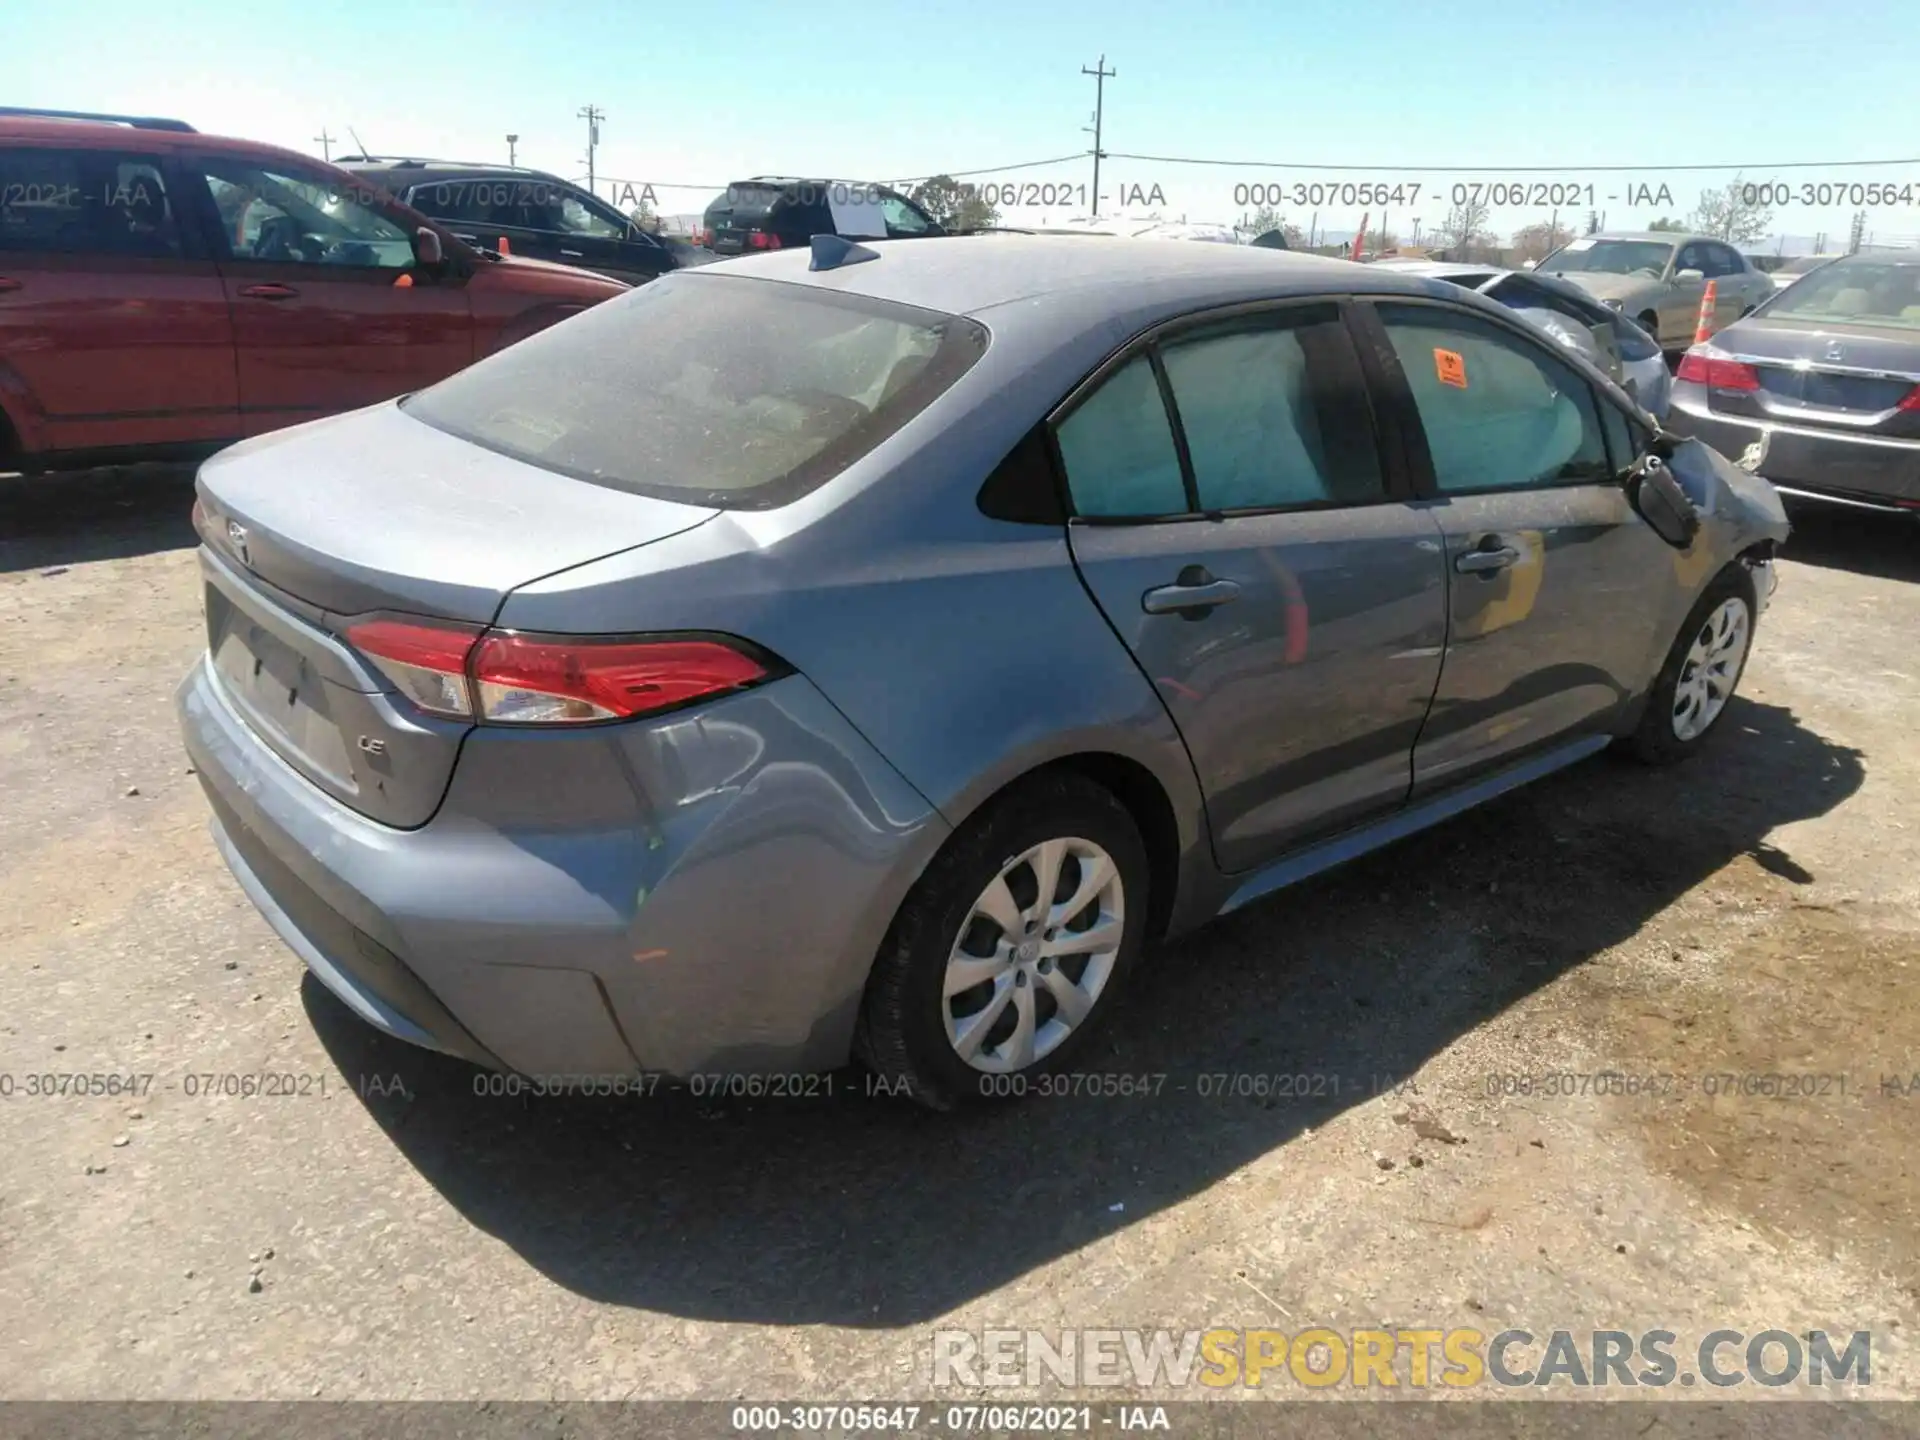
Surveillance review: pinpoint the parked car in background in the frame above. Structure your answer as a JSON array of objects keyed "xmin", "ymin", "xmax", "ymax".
[
  {"xmin": 698, "ymin": 178, "xmax": 941, "ymax": 254},
  {"xmin": 177, "ymin": 236, "xmax": 1786, "ymax": 1108},
  {"xmin": 0, "ymin": 108, "xmax": 626, "ymax": 474},
  {"xmin": 338, "ymin": 157, "xmax": 713, "ymax": 286},
  {"xmin": 1666, "ymin": 250, "xmax": 1920, "ymax": 513},
  {"xmin": 1536, "ymin": 232, "xmax": 1774, "ymax": 354},
  {"xmin": 1370, "ymin": 258, "xmax": 1671, "ymax": 416}
]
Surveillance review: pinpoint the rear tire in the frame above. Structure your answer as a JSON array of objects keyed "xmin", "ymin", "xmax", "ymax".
[
  {"xmin": 1624, "ymin": 566, "xmax": 1757, "ymax": 765},
  {"xmin": 855, "ymin": 771, "xmax": 1150, "ymax": 1110}
]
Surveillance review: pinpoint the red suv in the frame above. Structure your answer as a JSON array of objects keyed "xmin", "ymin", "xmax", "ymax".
[{"xmin": 0, "ymin": 108, "xmax": 628, "ymax": 473}]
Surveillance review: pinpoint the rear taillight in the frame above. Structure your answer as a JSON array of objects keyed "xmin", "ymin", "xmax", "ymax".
[
  {"xmin": 347, "ymin": 619, "xmax": 483, "ymax": 719},
  {"xmin": 345, "ymin": 620, "xmax": 772, "ymax": 726},
  {"xmin": 1897, "ymin": 384, "xmax": 1920, "ymax": 412},
  {"xmin": 471, "ymin": 633, "xmax": 768, "ymax": 724},
  {"xmin": 1676, "ymin": 349, "xmax": 1760, "ymax": 391},
  {"xmin": 747, "ymin": 231, "xmax": 783, "ymax": 249}
]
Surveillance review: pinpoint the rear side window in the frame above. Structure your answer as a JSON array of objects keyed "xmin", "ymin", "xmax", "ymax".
[
  {"xmin": 1055, "ymin": 355, "xmax": 1188, "ymax": 517},
  {"xmin": 1375, "ymin": 303, "xmax": 1610, "ymax": 494},
  {"xmin": 402, "ymin": 273, "xmax": 988, "ymax": 509},
  {"xmin": 1159, "ymin": 307, "xmax": 1383, "ymax": 510},
  {"xmin": 0, "ymin": 149, "xmax": 181, "ymax": 257}
]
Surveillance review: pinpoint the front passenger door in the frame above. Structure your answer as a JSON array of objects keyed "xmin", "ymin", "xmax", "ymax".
[
  {"xmin": 1057, "ymin": 302, "xmax": 1450, "ymax": 873},
  {"xmin": 1364, "ymin": 301, "xmax": 1675, "ymax": 793},
  {"xmin": 193, "ymin": 158, "xmax": 472, "ymax": 433}
]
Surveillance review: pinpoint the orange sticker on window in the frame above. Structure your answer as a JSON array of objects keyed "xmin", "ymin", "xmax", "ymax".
[{"xmin": 1434, "ymin": 348, "xmax": 1468, "ymax": 388}]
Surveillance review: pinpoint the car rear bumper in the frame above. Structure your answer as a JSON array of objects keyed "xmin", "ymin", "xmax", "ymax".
[
  {"xmin": 1667, "ymin": 398, "xmax": 1920, "ymax": 510},
  {"xmin": 177, "ymin": 656, "xmax": 948, "ymax": 1078}
]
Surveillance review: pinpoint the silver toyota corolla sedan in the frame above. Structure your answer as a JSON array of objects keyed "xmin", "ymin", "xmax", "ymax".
[{"xmin": 177, "ymin": 236, "xmax": 1789, "ymax": 1108}]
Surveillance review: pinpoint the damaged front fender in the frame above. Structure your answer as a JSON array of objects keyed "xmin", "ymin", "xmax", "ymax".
[{"xmin": 1658, "ymin": 431, "xmax": 1792, "ymax": 609}]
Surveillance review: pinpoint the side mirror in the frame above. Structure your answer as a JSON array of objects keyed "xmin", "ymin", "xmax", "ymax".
[
  {"xmin": 412, "ymin": 227, "xmax": 444, "ymax": 268},
  {"xmin": 1675, "ymin": 267, "xmax": 1705, "ymax": 282},
  {"xmin": 1623, "ymin": 453, "xmax": 1701, "ymax": 550}
]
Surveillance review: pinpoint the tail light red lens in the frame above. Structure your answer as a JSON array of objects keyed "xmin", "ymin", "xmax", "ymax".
[
  {"xmin": 346, "ymin": 619, "xmax": 482, "ymax": 718},
  {"xmin": 1676, "ymin": 350, "xmax": 1760, "ymax": 391},
  {"xmin": 1896, "ymin": 384, "xmax": 1920, "ymax": 412},
  {"xmin": 747, "ymin": 231, "xmax": 783, "ymax": 250},
  {"xmin": 345, "ymin": 621, "xmax": 772, "ymax": 726}
]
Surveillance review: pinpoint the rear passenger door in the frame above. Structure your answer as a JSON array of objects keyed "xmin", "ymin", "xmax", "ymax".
[
  {"xmin": 0, "ymin": 146, "xmax": 236, "ymax": 455},
  {"xmin": 1358, "ymin": 299, "xmax": 1673, "ymax": 793},
  {"xmin": 1056, "ymin": 301, "xmax": 1450, "ymax": 873}
]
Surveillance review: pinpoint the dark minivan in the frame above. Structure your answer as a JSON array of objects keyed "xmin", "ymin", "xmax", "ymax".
[
  {"xmin": 341, "ymin": 157, "xmax": 713, "ymax": 286},
  {"xmin": 700, "ymin": 177, "xmax": 942, "ymax": 255}
]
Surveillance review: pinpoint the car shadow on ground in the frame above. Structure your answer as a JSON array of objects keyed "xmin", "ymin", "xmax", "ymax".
[
  {"xmin": 0, "ymin": 464, "xmax": 198, "ymax": 572},
  {"xmin": 1780, "ymin": 500, "xmax": 1920, "ymax": 585},
  {"xmin": 305, "ymin": 694, "xmax": 1863, "ymax": 1328}
]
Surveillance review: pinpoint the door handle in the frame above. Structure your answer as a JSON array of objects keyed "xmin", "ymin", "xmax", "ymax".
[
  {"xmin": 1142, "ymin": 571, "xmax": 1241, "ymax": 616},
  {"xmin": 0, "ymin": 277, "xmax": 21, "ymax": 294},
  {"xmin": 238, "ymin": 283, "xmax": 298, "ymax": 300},
  {"xmin": 1455, "ymin": 545, "xmax": 1520, "ymax": 575},
  {"xmin": 559, "ymin": 249, "xmax": 585, "ymax": 258}
]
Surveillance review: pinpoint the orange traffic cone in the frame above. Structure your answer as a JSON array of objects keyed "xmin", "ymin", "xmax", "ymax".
[
  {"xmin": 497, "ymin": 235, "xmax": 512, "ymax": 256},
  {"xmin": 1693, "ymin": 279, "xmax": 1718, "ymax": 344}
]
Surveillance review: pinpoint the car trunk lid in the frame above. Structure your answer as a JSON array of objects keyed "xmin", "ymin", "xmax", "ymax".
[
  {"xmin": 1706, "ymin": 318, "xmax": 1920, "ymax": 430},
  {"xmin": 193, "ymin": 402, "xmax": 718, "ymax": 827}
]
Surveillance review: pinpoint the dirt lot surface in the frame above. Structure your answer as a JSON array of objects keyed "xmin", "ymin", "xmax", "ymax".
[{"xmin": 3, "ymin": 464, "xmax": 1919, "ymax": 1410}]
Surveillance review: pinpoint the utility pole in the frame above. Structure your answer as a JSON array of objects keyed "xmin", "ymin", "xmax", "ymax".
[
  {"xmin": 506, "ymin": 133, "xmax": 519, "ymax": 167},
  {"xmin": 313, "ymin": 129, "xmax": 335, "ymax": 162},
  {"xmin": 1081, "ymin": 56, "xmax": 1114, "ymax": 217},
  {"xmin": 578, "ymin": 105, "xmax": 605, "ymax": 196},
  {"xmin": 1848, "ymin": 209, "xmax": 1867, "ymax": 254}
]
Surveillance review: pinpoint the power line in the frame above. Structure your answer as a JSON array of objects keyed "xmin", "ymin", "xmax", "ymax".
[
  {"xmin": 590, "ymin": 152, "xmax": 1089, "ymax": 196},
  {"xmin": 1105, "ymin": 151, "xmax": 1920, "ymax": 173}
]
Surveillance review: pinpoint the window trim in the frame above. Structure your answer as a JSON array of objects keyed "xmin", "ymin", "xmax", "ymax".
[
  {"xmin": 1353, "ymin": 293, "xmax": 1626, "ymax": 501},
  {"xmin": 1045, "ymin": 294, "xmax": 1409, "ymax": 525}
]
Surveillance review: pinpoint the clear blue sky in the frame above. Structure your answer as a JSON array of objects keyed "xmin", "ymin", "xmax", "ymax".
[{"xmin": 7, "ymin": 0, "xmax": 1918, "ymax": 249}]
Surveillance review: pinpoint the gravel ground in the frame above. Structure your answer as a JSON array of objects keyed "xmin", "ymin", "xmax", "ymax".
[{"xmin": 2, "ymin": 464, "xmax": 1918, "ymax": 1407}]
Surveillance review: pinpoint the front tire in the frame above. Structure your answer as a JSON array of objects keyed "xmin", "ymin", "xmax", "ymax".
[
  {"xmin": 1624, "ymin": 566, "xmax": 1757, "ymax": 764},
  {"xmin": 855, "ymin": 771, "xmax": 1150, "ymax": 1110}
]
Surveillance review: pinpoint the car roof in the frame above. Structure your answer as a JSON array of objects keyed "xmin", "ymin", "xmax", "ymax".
[
  {"xmin": 693, "ymin": 234, "xmax": 1445, "ymax": 319},
  {"xmin": 1580, "ymin": 231, "xmax": 1706, "ymax": 245},
  {"xmin": 0, "ymin": 115, "xmax": 344, "ymax": 172},
  {"xmin": 336, "ymin": 158, "xmax": 566, "ymax": 180},
  {"xmin": 1370, "ymin": 259, "xmax": 1505, "ymax": 279}
]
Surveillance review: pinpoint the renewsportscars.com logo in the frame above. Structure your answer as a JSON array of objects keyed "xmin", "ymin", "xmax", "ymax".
[{"xmin": 932, "ymin": 1327, "xmax": 1873, "ymax": 1390}]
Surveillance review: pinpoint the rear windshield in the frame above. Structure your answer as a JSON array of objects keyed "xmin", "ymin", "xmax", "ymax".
[
  {"xmin": 1763, "ymin": 260, "xmax": 1920, "ymax": 329},
  {"xmin": 401, "ymin": 273, "xmax": 988, "ymax": 508}
]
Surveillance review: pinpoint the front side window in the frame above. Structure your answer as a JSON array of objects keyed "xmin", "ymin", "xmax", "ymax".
[
  {"xmin": 0, "ymin": 149, "xmax": 181, "ymax": 258},
  {"xmin": 881, "ymin": 194, "xmax": 933, "ymax": 236},
  {"xmin": 202, "ymin": 161, "xmax": 413, "ymax": 268},
  {"xmin": 406, "ymin": 177, "xmax": 560, "ymax": 230},
  {"xmin": 1054, "ymin": 355, "xmax": 1188, "ymax": 518},
  {"xmin": 1375, "ymin": 303, "xmax": 1610, "ymax": 494},
  {"xmin": 1675, "ymin": 243, "xmax": 1707, "ymax": 276},
  {"xmin": 403, "ymin": 273, "xmax": 988, "ymax": 509},
  {"xmin": 557, "ymin": 192, "xmax": 627, "ymax": 239},
  {"xmin": 1158, "ymin": 308, "xmax": 1384, "ymax": 511}
]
